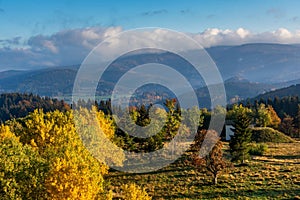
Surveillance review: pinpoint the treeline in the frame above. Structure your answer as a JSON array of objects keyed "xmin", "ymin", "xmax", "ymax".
[
  {"xmin": 1, "ymin": 93, "xmax": 299, "ymax": 140},
  {"xmin": 0, "ymin": 93, "xmax": 70, "ymax": 122},
  {"xmin": 240, "ymin": 96, "xmax": 300, "ymax": 138},
  {"xmin": 94, "ymin": 97, "xmax": 300, "ymax": 142},
  {"xmin": 241, "ymin": 96, "xmax": 300, "ymax": 119}
]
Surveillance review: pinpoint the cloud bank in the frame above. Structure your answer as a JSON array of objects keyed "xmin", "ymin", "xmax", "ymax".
[
  {"xmin": 192, "ymin": 27, "xmax": 300, "ymax": 47},
  {"xmin": 1, "ymin": 26, "xmax": 300, "ymax": 70}
]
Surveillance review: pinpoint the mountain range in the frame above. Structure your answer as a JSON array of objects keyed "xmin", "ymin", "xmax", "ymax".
[
  {"xmin": 206, "ymin": 43, "xmax": 300, "ymax": 83},
  {"xmin": 0, "ymin": 43, "xmax": 300, "ymax": 105},
  {"xmin": 252, "ymin": 84, "xmax": 300, "ymax": 100}
]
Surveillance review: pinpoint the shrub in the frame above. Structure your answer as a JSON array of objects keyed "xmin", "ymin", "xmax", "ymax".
[
  {"xmin": 121, "ymin": 183, "xmax": 152, "ymax": 200},
  {"xmin": 248, "ymin": 143, "xmax": 268, "ymax": 156}
]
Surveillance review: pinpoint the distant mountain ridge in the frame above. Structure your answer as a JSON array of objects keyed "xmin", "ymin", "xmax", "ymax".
[
  {"xmin": 252, "ymin": 84, "xmax": 300, "ymax": 100},
  {"xmin": 0, "ymin": 67, "xmax": 78, "ymax": 97},
  {"xmin": 0, "ymin": 43, "xmax": 300, "ymax": 104},
  {"xmin": 206, "ymin": 43, "xmax": 300, "ymax": 83}
]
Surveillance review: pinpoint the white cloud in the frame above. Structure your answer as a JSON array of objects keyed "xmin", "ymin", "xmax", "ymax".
[
  {"xmin": 0, "ymin": 26, "xmax": 123, "ymax": 69},
  {"xmin": 191, "ymin": 27, "xmax": 300, "ymax": 46},
  {"xmin": 236, "ymin": 28, "xmax": 250, "ymax": 38},
  {"xmin": 191, "ymin": 28, "xmax": 253, "ymax": 47},
  {"xmin": 273, "ymin": 28, "xmax": 292, "ymax": 40},
  {"xmin": 1, "ymin": 26, "xmax": 300, "ymax": 70}
]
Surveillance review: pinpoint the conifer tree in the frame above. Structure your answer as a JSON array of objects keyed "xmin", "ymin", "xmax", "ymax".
[
  {"xmin": 229, "ymin": 105, "xmax": 252, "ymax": 163},
  {"xmin": 296, "ymin": 104, "xmax": 300, "ymax": 137}
]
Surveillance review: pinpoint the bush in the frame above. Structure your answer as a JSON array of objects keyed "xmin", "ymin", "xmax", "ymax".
[
  {"xmin": 121, "ymin": 183, "xmax": 152, "ymax": 200},
  {"xmin": 249, "ymin": 143, "xmax": 268, "ymax": 156},
  {"xmin": 251, "ymin": 127, "xmax": 295, "ymax": 143}
]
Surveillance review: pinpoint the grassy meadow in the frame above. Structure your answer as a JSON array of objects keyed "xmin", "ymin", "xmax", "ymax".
[{"xmin": 106, "ymin": 141, "xmax": 300, "ymax": 199}]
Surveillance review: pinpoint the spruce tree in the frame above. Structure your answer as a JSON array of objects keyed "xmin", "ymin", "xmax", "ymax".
[
  {"xmin": 295, "ymin": 104, "xmax": 300, "ymax": 137},
  {"xmin": 229, "ymin": 105, "xmax": 252, "ymax": 163}
]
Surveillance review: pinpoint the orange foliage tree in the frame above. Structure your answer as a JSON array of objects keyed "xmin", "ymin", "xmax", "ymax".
[{"xmin": 190, "ymin": 130, "xmax": 228, "ymax": 185}]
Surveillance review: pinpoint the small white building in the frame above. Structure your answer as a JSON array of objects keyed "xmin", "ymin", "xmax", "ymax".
[
  {"xmin": 225, "ymin": 120, "xmax": 234, "ymax": 141},
  {"xmin": 225, "ymin": 125, "xmax": 234, "ymax": 141}
]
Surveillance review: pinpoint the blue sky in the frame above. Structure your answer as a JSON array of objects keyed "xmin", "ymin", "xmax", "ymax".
[
  {"xmin": 1, "ymin": 0, "xmax": 300, "ymax": 70},
  {"xmin": 1, "ymin": 0, "xmax": 300, "ymax": 39}
]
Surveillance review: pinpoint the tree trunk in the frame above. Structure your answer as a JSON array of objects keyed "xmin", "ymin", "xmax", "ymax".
[
  {"xmin": 242, "ymin": 152, "xmax": 244, "ymax": 164},
  {"xmin": 213, "ymin": 174, "xmax": 218, "ymax": 185}
]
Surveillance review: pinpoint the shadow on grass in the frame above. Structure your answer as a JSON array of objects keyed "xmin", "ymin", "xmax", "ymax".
[
  {"xmin": 273, "ymin": 155, "xmax": 300, "ymax": 160},
  {"xmin": 158, "ymin": 188, "xmax": 300, "ymax": 199},
  {"xmin": 107, "ymin": 166, "xmax": 194, "ymax": 177}
]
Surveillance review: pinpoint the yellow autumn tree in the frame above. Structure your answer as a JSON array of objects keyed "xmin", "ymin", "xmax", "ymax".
[
  {"xmin": 44, "ymin": 147, "xmax": 105, "ymax": 200},
  {"xmin": 9, "ymin": 109, "xmax": 77, "ymax": 153},
  {"xmin": 73, "ymin": 106, "xmax": 124, "ymax": 167},
  {"xmin": 0, "ymin": 125, "xmax": 48, "ymax": 199},
  {"xmin": 267, "ymin": 105, "xmax": 281, "ymax": 129},
  {"xmin": 7, "ymin": 107, "xmax": 122, "ymax": 199},
  {"xmin": 255, "ymin": 104, "xmax": 281, "ymax": 128}
]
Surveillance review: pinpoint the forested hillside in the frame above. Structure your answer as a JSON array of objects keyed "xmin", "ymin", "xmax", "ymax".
[
  {"xmin": 254, "ymin": 84, "xmax": 300, "ymax": 100},
  {"xmin": 0, "ymin": 93, "xmax": 70, "ymax": 122}
]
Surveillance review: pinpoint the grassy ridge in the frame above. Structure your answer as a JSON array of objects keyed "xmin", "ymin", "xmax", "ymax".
[{"xmin": 251, "ymin": 127, "xmax": 295, "ymax": 143}]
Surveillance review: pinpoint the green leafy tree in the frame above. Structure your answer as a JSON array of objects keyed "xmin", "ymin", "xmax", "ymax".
[
  {"xmin": 163, "ymin": 99, "xmax": 181, "ymax": 140},
  {"xmin": 229, "ymin": 105, "xmax": 253, "ymax": 163},
  {"xmin": 114, "ymin": 99, "xmax": 186, "ymax": 153},
  {"xmin": 255, "ymin": 104, "xmax": 281, "ymax": 128},
  {"xmin": 256, "ymin": 103, "xmax": 272, "ymax": 127},
  {"xmin": 182, "ymin": 106, "xmax": 204, "ymax": 133}
]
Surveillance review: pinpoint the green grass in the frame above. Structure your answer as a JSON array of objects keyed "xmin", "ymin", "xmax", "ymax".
[{"xmin": 106, "ymin": 142, "xmax": 300, "ymax": 199}]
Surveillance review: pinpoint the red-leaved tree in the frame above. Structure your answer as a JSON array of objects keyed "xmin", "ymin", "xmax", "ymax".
[{"xmin": 190, "ymin": 130, "xmax": 228, "ymax": 185}]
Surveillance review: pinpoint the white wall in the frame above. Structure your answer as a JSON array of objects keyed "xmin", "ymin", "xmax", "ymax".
[{"xmin": 225, "ymin": 125, "xmax": 234, "ymax": 141}]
